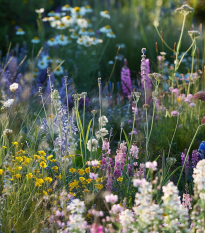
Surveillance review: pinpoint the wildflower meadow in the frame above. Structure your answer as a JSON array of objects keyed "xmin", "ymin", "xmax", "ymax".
[{"xmin": 1, "ymin": 1, "xmax": 205, "ymax": 232}]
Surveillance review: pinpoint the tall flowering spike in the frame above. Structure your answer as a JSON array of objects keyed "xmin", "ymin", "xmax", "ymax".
[
  {"xmin": 192, "ymin": 150, "xmax": 199, "ymax": 168},
  {"xmin": 121, "ymin": 58, "xmax": 132, "ymax": 96},
  {"xmin": 141, "ymin": 58, "xmax": 152, "ymax": 90},
  {"xmin": 193, "ymin": 91, "xmax": 205, "ymax": 102}
]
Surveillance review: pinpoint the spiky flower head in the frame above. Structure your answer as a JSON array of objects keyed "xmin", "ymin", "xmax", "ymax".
[
  {"xmin": 175, "ymin": 4, "xmax": 193, "ymax": 16},
  {"xmin": 193, "ymin": 91, "xmax": 205, "ymax": 102},
  {"xmin": 148, "ymin": 73, "xmax": 163, "ymax": 82},
  {"xmin": 188, "ymin": 30, "xmax": 202, "ymax": 40}
]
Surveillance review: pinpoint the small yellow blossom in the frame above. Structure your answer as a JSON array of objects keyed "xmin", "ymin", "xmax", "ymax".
[
  {"xmin": 38, "ymin": 150, "xmax": 46, "ymax": 156},
  {"xmin": 0, "ymin": 169, "xmax": 3, "ymax": 175},
  {"xmin": 77, "ymin": 169, "xmax": 85, "ymax": 175},
  {"xmin": 3, "ymin": 146, "xmax": 7, "ymax": 149},
  {"xmin": 44, "ymin": 177, "xmax": 53, "ymax": 183},
  {"xmin": 16, "ymin": 166, "xmax": 22, "ymax": 171},
  {"xmin": 86, "ymin": 178, "xmax": 93, "ymax": 183},
  {"xmin": 48, "ymin": 189, "xmax": 53, "ymax": 192},
  {"xmin": 52, "ymin": 166, "xmax": 58, "ymax": 171},
  {"xmin": 96, "ymin": 177, "xmax": 103, "ymax": 183},
  {"xmin": 85, "ymin": 167, "xmax": 90, "ymax": 174},
  {"xmin": 34, "ymin": 154, "xmax": 41, "ymax": 160},
  {"xmin": 98, "ymin": 184, "xmax": 103, "ymax": 190},
  {"xmin": 16, "ymin": 157, "xmax": 23, "ymax": 162},
  {"xmin": 40, "ymin": 161, "xmax": 47, "ymax": 168},
  {"xmin": 57, "ymin": 174, "xmax": 61, "ymax": 180},
  {"xmin": 15, "ymin": 174, "xmax": 21, "ymax": 179},
  {"xmin": 12, "ymin": 142, "xmax": 18, "ymax": 146},
  {"xmin": 33, "ymin": 169, "xmax": 40, "ymax": 173},
  {"xmin": 47, "ymin": 155, "xmax": 53, "ymax": 160},
  {"xmin": 117, "ymin": 177, "xmax": 123, "ymax": 182},
  {"xmin": 79, "ymin": 177, "xmax": 85, "ymax": 182},
  {"xmin": 50, "ymin": 159, "xmax": 57, "ymax": 162},
  {"xmin": 69, "ymin": 168, "xmax": 76, "ymax": 173},
  {"xmin": 177, "ymin": 98, "xmax": 181, "ymax": 102},
  {"xmin": 43, "ymin": 190, "xmax": 48, "ymax": 195},
  {"xmin": 26, "ymin": 173, "xmax": 33, "ymax": 180}
]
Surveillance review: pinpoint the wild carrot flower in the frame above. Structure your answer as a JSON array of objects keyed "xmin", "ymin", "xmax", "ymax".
[{"xmin": 175, "ymin": 4, "xmax": 193, "ymax": 15}]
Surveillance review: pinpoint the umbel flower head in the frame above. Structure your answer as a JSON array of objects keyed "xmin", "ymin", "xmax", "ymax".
[
  {"xmin": 188, "ymin": 30, "xmax": 202, "ymax": 40},
  {"xmin": 3, "ymin": 129, "xmax": 13, "ymax": 136},
  {"xmin": 193, "ymin": 91, "xmax": 205, "ymax": 102},
  {"xmin": 10, "ymin": 83, "xmax": 19, "ymax": 92},
  {"xmin": 175, "ymin": 4, "xmax": 193, "ymax": 16},
  {"xmin": 148, "ymin": 73, "xmax": 163, "ymax": 82}
]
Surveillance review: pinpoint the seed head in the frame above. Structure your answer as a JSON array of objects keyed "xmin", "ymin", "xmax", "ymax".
[{"xmin": 193, "ymin": 91, "xmax": 205, "ymax": 102}]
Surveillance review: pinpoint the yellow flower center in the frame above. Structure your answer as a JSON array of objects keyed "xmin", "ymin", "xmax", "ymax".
[
  {"xmin": 104, "ymin": 10, "xmax": 109, "ymax": 14},
  {"xmin": 74, "ymin": 6, "xmax": 80, "ymax": 12},
  {"xmin": 105, "ymin": 25, "xmax": 111, "ymax": 29}
]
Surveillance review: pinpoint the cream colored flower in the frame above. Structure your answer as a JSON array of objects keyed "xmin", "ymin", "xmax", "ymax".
[{"xmin": 10, "ymin": 83, "xmax": 19, "ymax": 92}]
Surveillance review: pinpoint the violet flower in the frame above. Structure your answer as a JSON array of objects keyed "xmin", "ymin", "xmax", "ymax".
[
  {"xmin": 121, "ymin": 59, "xmax": 132, "ymax": 96},
  {"xmin": 191, "ymin": 149, "xmax": 199, "ymax": 168},
  {"xmin": 181, "ymin": 150, "xmax": 189, "ymax": 176}
]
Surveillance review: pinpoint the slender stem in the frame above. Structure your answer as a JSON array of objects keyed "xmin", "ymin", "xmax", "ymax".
[
  {"xmin": 187, "ymin": 42, "xmax": 196, "ymax": 95},
  {"xmin": 198, "ymin": 100, "xmax": 201, "ymax": 126},
  {"xmin": 99, "ymin": 84, "xmax": 101, "ymax": 131},
  {"xmin": 147, "ymin": 101, "xmax": 156, "ymax": 148},
  {"xmin": 177, "ymin": 123, "xmax": 205, "ymax": 186},
  {"xmin": 168, "ymin": 114, "xmax": 179, "ymax": 158},
  {"xmin": 130, "ymin": 102, "xmax": 138, "ymax": 145},
  {"xmin": 91, "ymin": 115, "xmax": 95, "ymax": 160},
  {"xmin": 83, "ymin": 97, "xmax": 85, "ymax": 135}
]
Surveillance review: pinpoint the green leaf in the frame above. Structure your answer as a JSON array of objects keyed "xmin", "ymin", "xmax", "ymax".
[
  {"xmin": 77, "ymin": 111, "xmax": 85, "ymax": 142},
  {"xmin": 162, "ymin": 151, "xmax": 166, "ymax": 179},
  {"xmin": 72, "ymin": 155, "xmax": 83, "ymax": 167},
  {"xmin": 163, "ymin": 166, "xmax": 182, "ymax": 186},
  {"xmin": 97, "ymin": 147, "xmax": 102, "ymax": 159},
  {"xmin": 85, "ymin": 119, "xmax": 92, "ymax": 144},
  {"xmin": 123, "ymin": 129, "xmax": 130, "ymax": 151}
]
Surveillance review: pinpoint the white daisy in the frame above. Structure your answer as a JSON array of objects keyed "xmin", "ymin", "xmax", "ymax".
[
  {"xmin": 100, "ymin": 10, "xmax": 111, "ymax": 19},
  {"xmin": 47, "ymin": 38, "xmax": 57, "ymax": 46},
  {"xmin": 47, "ymin": 11, "xmax": 56, "ymax": 16},
  {"xmin": 99, "ymin": 25, "xmax": 112, "ymax": 33},
  {"xmin": 84, "ymin": 5, "xmax": 93, "ymax": 13},
  {"xmin": 87, "ymin": 29, "xmax": 95, "ymax": 36},
  {"xmin": 106, "ymin": 31, "xmax": 116, "ymax": 38},
  {"xmin": 62, "ymin": 16, "xmax": 73, "ymax": 27},
  {"xmin": 61, "ymin": 4, "xmax": 71, "ymax": 11},
  {"xmin": 77, "ymin": 18, "xmax": 88, "ymax": 28},
  {"xmin": 70, "ymin": 32, "xmax": 79, "ymax": 39},
  {"xmin": 3, "ymin": 99, "xmax": 14, "ymax": 108},
  {"xmin": 35, "ymin": 8, "xmax": 44, "ymax": 14},
  {"xmin": 37, "ymin": 60, "xmax": 48, "ymax": 70},
  {"xmin": 31, "ymin": 37, "xmax": 40, "ymax": 44},
  {"xmin": 54, "ymin": 66, "xmax": 64, "ymax": 76},
  {"xmin": 16, "ymin": 28, "xmax": 25, "ymax": 35}
]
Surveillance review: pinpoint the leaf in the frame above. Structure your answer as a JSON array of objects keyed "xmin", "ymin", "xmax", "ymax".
[
  {"xmin": 162, "ymin": 166, "xmax": 182, "ymax": 186},
  {"xmin": 85, "ymin": 118, "xmax": 92, "ymax": 144},
  {"xmin": 72, "ymin": 155, "xmax": 83, "ymax": 167},
  {"xmin": 77, "ymin": 111, "xmax": 85, "ymax": 142},
  {"xmin": 162, "ymin": 151, "xmax": 166, "ymax": 179},
  {"xmin": 123, "ymin": 129, "xmax": 130, "ymax": 151},
  {"xmin": 97, "ymin": 147, "xmax": 102, "ymax": 159}
]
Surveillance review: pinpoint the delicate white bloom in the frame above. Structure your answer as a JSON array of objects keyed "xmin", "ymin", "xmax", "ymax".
[
  {"xmin": 31, "ymin": 37, "xmax": 40, "ymax": 43},
  {"xmin": 119, "ymin": 209, "xmax": 134, "ymax": 231},
  {"xmin": 50, "ymin": 20, "xmax": 61, "ymax": 28},
  {"xmin": 10, "ymin": 83, "xmax": 19, "ymax": 92},
  {"xmin": 16, "ymin": 28, "xmax": 25, "ymax": 35},
  {"xmin": 70, "ymin": 32, "xmax": 79, "ymax": 39},
  {"xmin": 47, "ymin": 11, "xmax": 56, "ymax": 16},
  {"xmin": 84, "ymin": 5, "xmax": 93, "ymax": 13},
  {"xmin": 61, "ymin": 16, "xmax": 73, "ymax": 27},
  {"xmin": 110, "ymin": 204, "xmax": 123, "ymax": 214},
  {"xmin": 108, "ymin": 60, "xmax": 114, "ymax": 65},
  {"xmin": 99, "ymin": 116, "xmax": 108, "ymax": 127},
  {"xmin": 105, "ymin": 194, "xmax": 118, "ymax": 203},
  {"xmin": 37, "ymin": 60, "xmax": 48, "ymax": 70},
  {"xmin": 87, "ymin": 160, "xmax": 99, "ymax": 167},
  {"xmin": 130, "ymin": 144, "xmax": 139, "ymax": 159},
  {"xmin": 145, "ymin": 161, "xmax": 157, "ymax": 171},
  {"xmin": 87, "ymin": 29, "xmax": 95, "ymax": 36},
  {"xmin": 77, "ymin": 18, "xmax": 88, "ymax": 28},
  {"xmin": 99, "ymin": 25, "xmax": 112, "ymax": 33},
  {"xmin": 68, "ymin": 199, "xmax": 85, "ymax": 214},
  {"xmin": 87, "ymin": 138, "xmax": 98, "ymax": 152},
  {"xmin": 56, "ymin": 35, "xmax": 71, "ymax": 46},
  {"xmin": 3, "ymin": 99, "xmax": 14, "ymax": 108},
  {"xmin": 78, "ymin": 28, "xmax": 88, "ymax": 36},
  {"xmin": 193, "ymin": 159, "xmax": 205, "ymax": 192},
  {"xmin": 47, "ymin": 38, "xmax": 57, "ymax": 46},
  {"xmin": 100, "ymin": 10, "xmax": 111, "ymax": 19},
  {"xmin": 96, "ymin": 128, "xmax": 108, "ymax": 139},
  {"xmin": 106, "ymin": 31, "xmax": 116, "ymax": 38},
  {"xmin": 153, "ymin": 19, "xmax": 159, "ymax": 27},
  {"xmin": 35, "ymin": 8, "xmax": 44, "ymax": 13},
  {"xmin": 54, "ymin": 66, "xmax": 64, "ymax": 76},
  {"xmin": 68, "ymin": 214, "xmax": 85, "ymax": 231},
  {"xmin": 61, "ymin": 4, "xmax": 71, "ymax": 11},
  {"xmin": 57, "ymin": 23, "xmax": 67, "ymax": 30}
]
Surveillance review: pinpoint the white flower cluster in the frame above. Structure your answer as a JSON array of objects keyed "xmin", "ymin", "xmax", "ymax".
[
  {"xmin": 119, "ymin": 209, "xmax": 134, "ymax": 232},
  {"xmin": 87, "ymin": 138, "xmax": 98, "ymax": 152},
  {"xmin": 98, "ymin": 116, "xmax": 108, "ymax": 127},
  {"xmin": 9, "ymin": 83, "xmax": 19, "ymax": 92},
  {"xmin": 161, "ymin": 182, "xmax": 189, "ymax": 232},
  {"xmin": 96, "ymin": 127, "xmax": 108, "ymax": 139},
  {"xmin": 3, "ymin": 99, "xmax": 14, "ymax": 108},
  {"xmin": 193, "ymin": 159, "xmax": 205, "ymax": 193}
]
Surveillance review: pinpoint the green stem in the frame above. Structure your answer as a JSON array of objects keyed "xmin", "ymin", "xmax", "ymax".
[
  {"xmin": 147, "ymin": 101, "xmax": 156, "ymax": 149},
  {"xmin": 168, "ymin": 114, "xmax": 179, "ymax": 158},
  {"xmin": 130, "ymin": 101, "xmax": 138, "ymax": 145},
  {"xmin": 198, "ymin": 100, "xmax": 201, "ymax": 126}
]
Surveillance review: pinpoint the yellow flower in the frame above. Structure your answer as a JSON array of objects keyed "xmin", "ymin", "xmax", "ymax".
[
  {"xmin": 85, "ymin": 167, "xmax": 90, "ymax": 174},
  {"xmin": 98, "ymin": 184, "xmax": 103, "ymax": 190},
  {"xmin": 35, "ymin": 178, "xmax": 44, "ymax": 186},
  {"xmin": 15, "ymin": 174, "xmax": 21, "ymax": 179},
  {"xmin": 117, "ymin": 177, "xmax": 123, "ymax": 182},
  {"xmin": 16, "ymin": 156, "xmax": 23, "ymax": 162},
  {"xmin": 52, "ymin": 166, "xmax": 58, "ymax": 171},
  {"xmin": 69, "ymin": 168, "xmax": 76, "ymax": 173},
  {"xmin": 12, "ymin": 142, "xmax": 18, "ymax": 146},
  {"xmin": 43, "ymin": 190, "xmax": 48, "ymax": 195},
  {"xmin": 79, "ymin": 177, "xmax": 85, "ymax": 182},
  {"xmin": 44, "ymin": 177, "xmax": 53, "ymax": 183},
  {"xmin": 48, "ymin": 189, "xmax": 53, "ymax": 192},
  {"xmin": 83, "ymin": 189, "xmax": 90, "ymax": 193},
  {"xmin": 26, "ymin": 173, "xmax": 33, "ymax": 180},
  {"xmin": 40, "ymin": 161, "xmax": 47, "ymax": 168},
  {"xmin": 47, "ymin": 155, "xmax": 53, "ymax": 160},
  {"xmin": 34, "ymin": 154, "xmax": 41, "ymax": 160},
  {"xmin": 24, "ymin": 157, "xmax": 32, "ymax": 164},
  {"xmin": 96, "ymin": 177, "xmax": 103, "ymax": 183},
  {"xmin": 177, "ymin": 98, "xmax": 181, "ymax": 102},
  {"xmin": 38, "ymin": 150, "xmax": 46, "ymax": 156},
  {"xmin": 50, "ymin": 159, "xmax": 57, "ymax": 162},
  {"xmin": 74, "ymin": 6, "xmax": 80, "ymax": 12},
  {"xmin": 20, "ymin": 149, "xmax": 25, "ymax": 153},
  {"xmin": 77, "ymin": 169, "xmax": 85, "ymax": 175},
  {"xmin": 3, "ymin": 146, "xmax": 7, "ymax": 149},
  {"xmin": 16, "ymin": 166, "xmax": 22, "ymax": 171},
  {"xmin": 86, "ymin": 178, "xmax": 93, "ymax": 183},
  {"xmin": 33, "ymin": 169, "xmax": 40, "ymax": 173},
  {"xmin": 0, "ymin": 169, "xmax": 3, "ymax": 175},
  {"xmin": 57, "ymin": 174, "xmax": 61, "ymax": 180}
]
